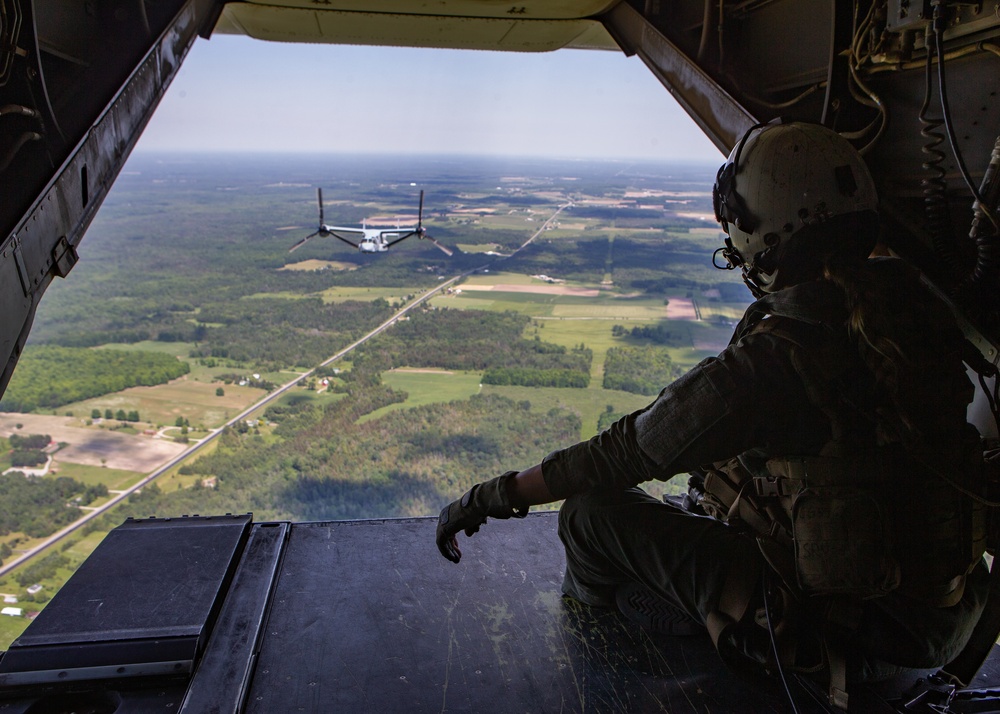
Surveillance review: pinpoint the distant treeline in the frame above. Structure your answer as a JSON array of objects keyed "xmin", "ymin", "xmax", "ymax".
[
  {"xmin": 189, "ymin": 297, "xmax": 396, "ymax": 370},
  {"xmin": 612, "ymin": 323, "xmax": 688, "ymax": 347},
  {"xmin": 9, "ymin": 434, "xmax": 50, "ymax": 450},
  {"xmin": 603, "ymin": 345, "xmax": 684, "ymax": 396},
  {"xmin": 0, "ymin": 346, "xmax": 189, "ymax": 412}
]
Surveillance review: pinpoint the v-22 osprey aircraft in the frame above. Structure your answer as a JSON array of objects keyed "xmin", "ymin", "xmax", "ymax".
[{"xmin": 289, "ymin": 188, "xmax": 453, "ymax": 256}]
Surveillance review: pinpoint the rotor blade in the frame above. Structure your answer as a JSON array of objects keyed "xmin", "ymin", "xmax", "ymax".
[
  {"xmin": 430, "ymin": 238, "xmax": 453, "ymax": 257},
  {"xmin": 418, "ymin": 190, "xmax": 424, "ymax": 228},
  {"xmin": 317, "ymin": 188, "xmax": 324, "ymax": 226},
  {"xmin": 290, "ymin": 231, "xmax": 321, "ymax": 253}
]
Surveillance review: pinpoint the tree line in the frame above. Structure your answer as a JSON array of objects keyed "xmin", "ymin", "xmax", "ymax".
[
  {"xmin": 352, "ymin": 307, "xmax": 593, "ymax": 375},
  {"xmin": 0, "ymin": 346, "xmax": 190, "ymax": 412}
]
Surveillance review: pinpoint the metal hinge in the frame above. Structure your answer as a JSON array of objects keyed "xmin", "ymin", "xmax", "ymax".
[{"xmin": 51, "ymin": 236, "xmax": 78, "ymax": 278}]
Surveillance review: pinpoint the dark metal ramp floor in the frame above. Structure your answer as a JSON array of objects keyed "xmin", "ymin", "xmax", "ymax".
[
  {"xmin": 1, "ymin": 513, "xmax": 998, "ymax": 713},
  {"xmin": 247, "ymin": 515, "xmax": 798, "ymax": 714}
]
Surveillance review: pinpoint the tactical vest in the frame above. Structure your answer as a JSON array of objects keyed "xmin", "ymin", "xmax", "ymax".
[{"xmin": 699, "ymin": 288, "xmax": 987, "ymax": 610}]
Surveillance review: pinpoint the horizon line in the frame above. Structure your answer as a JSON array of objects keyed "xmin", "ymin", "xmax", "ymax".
[{"xmin": 130, "ymin": 148, "xmax": 721, "ymax": 166}]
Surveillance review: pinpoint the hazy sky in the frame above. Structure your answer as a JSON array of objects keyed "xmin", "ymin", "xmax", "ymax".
[{"xmin": 138, "ymin": 34, "xmax": 721, "ymax": 162}]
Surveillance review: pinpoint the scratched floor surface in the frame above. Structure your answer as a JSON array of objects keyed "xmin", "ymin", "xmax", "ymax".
[
  {"xmin": 246, "ymin": 515, "xmax": 826, "ymax": 713},
  {"xmin": 3, "ymin": 514, "xmax": 999, "ymax": 712}
]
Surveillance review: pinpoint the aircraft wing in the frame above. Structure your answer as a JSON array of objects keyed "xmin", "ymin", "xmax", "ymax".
[
  {"xmin": 326, "ymin": 228, "xmax": 365, "ymax": 249},
  {"xmin": 383, "ymin": 230, "xmax": 418, "ymax": 248}
]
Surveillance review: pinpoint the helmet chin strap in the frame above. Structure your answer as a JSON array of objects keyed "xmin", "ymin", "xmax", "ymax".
[
  {"xmin": 742, "ymin": 268, "xmax": 767, "ymax": 299},
  {"xmin": 713, "ymin": 233, "xmax": 768, "ymax": 299}
]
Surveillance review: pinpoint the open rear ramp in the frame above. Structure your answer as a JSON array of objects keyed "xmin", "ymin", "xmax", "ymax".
[{"xmin": 0, "ymin": 513, "xmax": 997, "ymax": 713}]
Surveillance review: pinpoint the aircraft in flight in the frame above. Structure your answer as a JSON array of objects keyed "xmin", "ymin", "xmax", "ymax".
[{"xmin": 289, "ymin": 188, "xmax": 453, "ymax": 256}]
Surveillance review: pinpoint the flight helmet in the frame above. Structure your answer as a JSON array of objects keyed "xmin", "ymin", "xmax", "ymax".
[{"xmin": 712, "ymin": 121, "xmax": 879, "ymax": 295}]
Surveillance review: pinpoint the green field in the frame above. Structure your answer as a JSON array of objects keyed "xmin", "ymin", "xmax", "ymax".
[
  {"xmin": 60, "ymin": 377, "xmax": 270, "ymax": 430},
  {"xmin": 50, "ymin": 463, "xmax": 142, "ymax": 490},
  {"xmin": 318, "ymin": 286, "xmax": 427, "ymax": 304},
  {"xmin": 360, "ymin": 369, "xmax": 483, "ymax": 423},
  {"xmin": 0, "ymin": 613, "xmax": 29, "ymax": 647}
]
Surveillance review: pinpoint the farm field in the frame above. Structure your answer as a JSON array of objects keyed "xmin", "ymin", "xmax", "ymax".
[
  {"xmin": 60, "ymin": 376, "xmax": 270, "ymax": 431},
  {"xmin": 0, "ymin": 413, "xmax": 187, "ymax": 472}
]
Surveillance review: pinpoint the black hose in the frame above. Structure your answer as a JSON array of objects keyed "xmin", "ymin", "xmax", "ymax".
[
  {"xmin": 0, "ymin": 131, "xmax": 42, "ymax": 172},
  {"xmin": 918, "ymin": 26, "xmax": 959, "ymax": 277}
]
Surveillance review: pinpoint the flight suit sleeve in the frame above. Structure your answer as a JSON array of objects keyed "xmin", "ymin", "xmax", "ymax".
[{"xmin": 540, "ymin": 333, "xmax": 825, "ymax": 499}]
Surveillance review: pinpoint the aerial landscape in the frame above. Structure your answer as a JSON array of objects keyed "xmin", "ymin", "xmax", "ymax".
[{"xmin": 0, "ymin": 151, "xmax": 749, "ymax": 647}]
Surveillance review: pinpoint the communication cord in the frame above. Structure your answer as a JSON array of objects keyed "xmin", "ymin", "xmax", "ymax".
[
  {"xmin": 932, "ymin": 1, "xmax": 998, "ymax": 231},
  {"xmin": 763, "ymin": 565, "xmax": 802, "ymax": 714}
]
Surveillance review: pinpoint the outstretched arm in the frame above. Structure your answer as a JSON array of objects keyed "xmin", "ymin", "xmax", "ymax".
[
  {"xmin": 435, "ymin": 465, "xmax": 555, "ymax": 563},
  {"xmin": 506, "ymin": 463, "xmax": 555, "ymax": 508}
]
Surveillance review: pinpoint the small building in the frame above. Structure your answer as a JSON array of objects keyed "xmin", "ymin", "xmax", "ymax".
[
  {"xmin": 1, "ymin": 607, "xmax": 23, "ymax": 617},
  {"xmin": 26, "ymin": 584, "xmax": 42, "ymax": 595},
  {"xmin": 2, "ymin": 595, "xmax": 17, "ymax": 604}
]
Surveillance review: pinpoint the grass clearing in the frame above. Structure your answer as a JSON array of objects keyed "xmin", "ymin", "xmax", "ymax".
[
  {"xmin": 461, "ymin": 272, "xmax": 536, "ymax": 287},
  {"xmin": 359, "ymin": 370, "xmax": 483, "ymax": 424},
  {"xmin": 262, "ymin": 388, "xmax": 348, "ymax": 415},
  {"xmin": 280, "ymin": 259, "xmax": 357, "ymax": 272},
  {"xmin": 318, "ymin": 286, "xmax": 424, "ymax": 304},
  {"xmin": 96, "ymin": 340, "xmax": 194, "ymax": 358},
  {"xmin": 480, "ymin": 384, "xmax": 652, "ymax": 439},
  {"xmin": 0, "ymin": 613, "xmax": 30, "ymax": 648},
  {"xmin": 61, "ymin": 377, "xmax": 269, "ymax": 430},
  {"xmin": 50, "ymin": 462, "xmax": 142, "ymax": 490}
]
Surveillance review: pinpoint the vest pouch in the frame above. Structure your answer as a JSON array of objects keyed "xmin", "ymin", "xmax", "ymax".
[{"xmin": 791, "ymin": 486, "xmax": 901, "ymax": 598}]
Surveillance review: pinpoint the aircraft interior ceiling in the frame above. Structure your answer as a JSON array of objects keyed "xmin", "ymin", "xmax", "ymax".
[{"xmin": 0, "ymin": 0, "xmax": 998, "ymax": 397}]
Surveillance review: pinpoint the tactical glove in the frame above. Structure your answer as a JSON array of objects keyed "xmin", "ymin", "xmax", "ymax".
[{"xmin": 436, "ymin": 470, "xmax": 529, "ymax": 563}]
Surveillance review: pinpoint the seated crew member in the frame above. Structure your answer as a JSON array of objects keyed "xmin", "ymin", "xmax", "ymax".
[{"xmin": 434, "ymin": 121, "xmax": 989, "ymax": 703}]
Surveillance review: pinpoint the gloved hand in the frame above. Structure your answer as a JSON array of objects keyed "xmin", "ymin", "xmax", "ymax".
[{"xmin": 436, "ymin": 470, "xmax": 529, "ymax": 563}]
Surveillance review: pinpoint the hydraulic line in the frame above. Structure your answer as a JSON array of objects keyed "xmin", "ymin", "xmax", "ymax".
[
  {"xmin": 0, "ymin": 104, "xmax": 40, "ymax": 119},
  {"xmin": 0, "ymin": 131, "xmax": 42, "ymax": 172},
  {"xmin": 918, "ymin": 24, "xmax": 959, "ymax": 277}
]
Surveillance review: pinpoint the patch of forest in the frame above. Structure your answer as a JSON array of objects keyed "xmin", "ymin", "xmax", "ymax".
[
  {"xmin": 189, "ymin": 297, "xmax": 396, "ymax": 369},
  {"xmin": 349, "ymin": 308, "xmax": 592, "ymax": 374},
  {"xmin": 0, "ymin": 346, "xmax": 190, "ymax": 412},
  {"xmin": 0, "ymin": 473, "xmax": 108, "ymax": 544},
  {"xmin": 124, "ymin": 389, "xmax": 580, "ymax": 522},
  {"xmin": 602, "ymin": 346, "xmax": 684, "ymax": 396}
]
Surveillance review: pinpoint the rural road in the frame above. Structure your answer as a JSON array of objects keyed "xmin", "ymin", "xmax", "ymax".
[{"xmin": 0, "ymin": 200, "xmax": 572, "ymax": 577}]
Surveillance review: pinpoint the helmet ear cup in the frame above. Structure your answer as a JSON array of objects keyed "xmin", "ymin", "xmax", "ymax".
[{"xmin": 712, "ymin": 122, "xmax": 879, "ymax": 293}]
